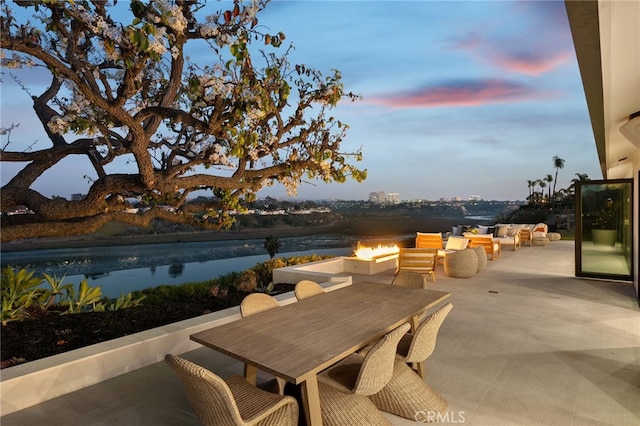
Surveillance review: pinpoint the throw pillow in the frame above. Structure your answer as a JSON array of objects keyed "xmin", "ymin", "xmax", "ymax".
[
  {"xmin": 445, "ymin": 237, "xmax": 469, "ymax": 250},
  {"xmin": 495, "ymin": 225, "xmax": 509, "ymax": 238},
  {"xmin": 478, "ymin": 225, "xmax": 489, "ymax": 234},
  {"xmin": 506, "ymin": 227, "xmax": 519, "ymax": 237}
]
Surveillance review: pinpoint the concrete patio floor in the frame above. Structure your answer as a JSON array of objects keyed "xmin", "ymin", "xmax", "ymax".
[{"xmin": 2, "ymin": 240, "xmax": 639, "ymax": 425}]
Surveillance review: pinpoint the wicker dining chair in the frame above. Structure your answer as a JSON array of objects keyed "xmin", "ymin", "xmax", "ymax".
[
  {"xmin": 294, "ymin": 279, "xmax": 325, "ymax": 301},
  {"xmin": 391, "ymin": 270, "xmax": 429, "ymax": 289},
  {"xmin": 239, "ymin": 293, "xmax": 287, "ymax": 395},
  {"xmin": 368, "ymin": 303, "xmax": 453, "ymax": 421},
  {"xmin": 316, "ymin": 322, "xmax": 411, "ymax": 425},
  {"xmin": 240, "ymin": 293, "xmax": 280, "ymax": 317},
  {"xmin": 395, "ymin": 302, "xmax": 453, "ymax": 375},
  {"xmin": 369, "ymin": 359, "xmax": 448, "ymax": 421},
  {"xmin": 164, "ymin": 354, "xmax": 299, "ymax": 426}
]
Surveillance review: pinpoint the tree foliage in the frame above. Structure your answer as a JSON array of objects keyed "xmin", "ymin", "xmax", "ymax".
[
  {"xmin": 0, "ymin": 0, "xmax": 366, "ymax": 242},
  {"xmin": 263, "ymin": 234, "xmax": 280, "ymax": 258}
]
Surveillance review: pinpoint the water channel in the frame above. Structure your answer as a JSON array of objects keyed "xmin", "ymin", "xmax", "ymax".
[{"xmin": 1, "ymin": 233, "xmax": 410, "ymax": 298}]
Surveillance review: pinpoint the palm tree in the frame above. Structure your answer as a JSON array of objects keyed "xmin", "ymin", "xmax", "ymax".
[
  {"xmin": 551, "ymin": 156, "xmax": 565, "ymax": 206},
  {"xmin": 569, "ymin": 173, "xmax": 590, "ymax": 196},
  {"xmin": 544, "ymin": 174, "xmax": 554, "ymax": 204},
  {"xmin": 538, "ymin": 179, "xmax": 547, "ymax": 205},
  {"xmin": 527, "ymin": 180, "xmax": 535, "ymax": 203},
  {"xmin": 263, "ymin": 235, "xmax": 281, "ymax": 259}
]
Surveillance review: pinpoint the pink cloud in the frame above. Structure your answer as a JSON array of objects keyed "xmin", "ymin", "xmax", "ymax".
[
  {"xmin": 368, "ymin": 79, "xmax": 554, "ymax": 108},
  {"xmin": 489, "ymin": 50, "xmax": 573, "ymax": 76}
]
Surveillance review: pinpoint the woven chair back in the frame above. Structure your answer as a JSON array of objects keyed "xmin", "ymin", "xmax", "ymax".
[
  {"xmin": 403, "ymin": 303, "xmax": 453, "ymax": 363},
  {"xmin": 391, "ymin": 270, "xmax": 428, "ymax": 289},
  {"xmin": 353, "ymin": 322, "xmax": 411, "ymax": 396},
  {"xmin": 294, "ymin": 280, "xmax": 325, "ymax": 300},
  {"xmin": 240, "ymin": 293, "xmax": 280, "ymax": 317},
  {"xmin": 165, "ymin": 354, "xmax": 243, "ymax": 425}
]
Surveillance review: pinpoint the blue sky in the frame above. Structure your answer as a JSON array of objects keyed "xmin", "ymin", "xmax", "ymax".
[{"xmin": 1, "ymin": 0, "xmax": 602, "ymax": 202}]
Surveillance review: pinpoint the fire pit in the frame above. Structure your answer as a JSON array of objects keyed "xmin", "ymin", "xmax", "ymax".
[
  {"xmin": 272, "ymin": 242, "xmax": 400, "ymax": 284},
  {"xmin": 353, "ymin": 242, "xmax": 400, "ymax": 261},
  {"xmin": 343, "ymin": 242, "xmax": 399, "ymax": 275}
]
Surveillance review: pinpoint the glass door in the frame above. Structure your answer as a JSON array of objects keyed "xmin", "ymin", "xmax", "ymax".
[{"xmin": 575, "ymin": 179, "xmax": 633, "ymax": 281}]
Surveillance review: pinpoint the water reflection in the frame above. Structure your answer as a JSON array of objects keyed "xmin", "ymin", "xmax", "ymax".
[
  {"xmin": 168, "ymin": 263, "xmax": 185, "ymax": 278},
  {"xmin": 2, "ymin": 233, "xmax": 414, "ymax": 298}
]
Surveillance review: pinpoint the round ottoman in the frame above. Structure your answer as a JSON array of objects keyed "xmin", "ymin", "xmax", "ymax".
[
  {"xmin": 444, "ymin": 248, "xmax": 478, "ymax": 278},
  {"xmin": 533, "ymin": 236, "xmax": 549, "ymax": 246},
  {"xmin": 472, "ymin": 245, "xmax": 487, "ymax": 272},
  {"xmin": 547, "ymin": 232, "xmax": 561, "ymax": 241}
]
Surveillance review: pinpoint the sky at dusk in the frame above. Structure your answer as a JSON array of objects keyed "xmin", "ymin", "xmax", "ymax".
[{"xmin": 0, "ymin": 0, "xmax": 603, "ymax": 202}]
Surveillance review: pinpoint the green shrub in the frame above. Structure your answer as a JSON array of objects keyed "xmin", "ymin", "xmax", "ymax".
[
  {"xmin": 134, "ymin": 282, "xmax": 211, "ymax": 304},
  {"xmin": 1, "ymin": 266, "xmax": 146, "ymax": 323},
  {"xmin": 1, "ymin": 266, "xmax": 45, "ymax": 325},
  {"xmin": 235, "ymin": 270, "xmax": 257, "ymax": 292},
  {"xmin": 283, "ymin": 254, "xmax": 333, "ymax": 266},
  {"xmin": 106, "ymin": 293, "xmax": 147, "ymax": 311},
  {"xmin": 1, "ymin": 254, "xmax": 337, "ymax": 323},
  {"xmin": 41, "ymin": 273, "xmax": 75, "ymax": 310},
  {"xmin": 66, "ymin": 279, "xmax": 104, "ymax": 313},
  {"xmin": 251, "ymin": 257, "xmax": 287, "ymax": 286},
  {"xmin": 255, "ymin": 282, "xmax": 275, "ymax": 294}
]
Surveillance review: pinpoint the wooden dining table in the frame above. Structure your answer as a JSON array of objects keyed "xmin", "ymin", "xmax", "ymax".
[{"xmin": 190, "ymin": 281, "xmax": 451, "ymax": 426}]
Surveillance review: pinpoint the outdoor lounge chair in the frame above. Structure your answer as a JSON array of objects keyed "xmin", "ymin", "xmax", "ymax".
[
  {"xmin": 164, "ymin": 354, "xmax": 299, "ymax": 426},
  {"xmin": 464, "ymin": 234, "xmax": 502, "ymax": 260},
  {"xmin": 397, "ymin": 247, "xmax": 438, "ymax": 282},
  {"xmin": 415, "ymin": 232, "xmax": 444, "ymax": 249}
]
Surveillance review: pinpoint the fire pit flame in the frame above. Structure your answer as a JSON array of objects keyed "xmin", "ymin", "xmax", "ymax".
[{"xmin": 353, "ymin": 243, "xmax": 400, "ymax": 261}]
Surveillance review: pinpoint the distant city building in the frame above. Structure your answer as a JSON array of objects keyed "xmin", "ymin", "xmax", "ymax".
[
  {"xmin": 469, "ymin": 195, "xmax": 481, "ymax": 201},
  {"xmin": 368, "ymin": 191, "xmax": 386, "ymax": 204},
  {"xmin": 387, "ymin": 193, "xmax": 400, "ymax": 204}
]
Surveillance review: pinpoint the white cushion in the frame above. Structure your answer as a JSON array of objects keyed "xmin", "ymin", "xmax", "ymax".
[
  {"xmin": 477, "ymin": 225, "xmax": 489, "ymax": 234},
  {"xmin": 445, "ymin": 237, "xmax": 469, "ymax": 250},
  {"xmin": 417, "ymin": 232, "xmax": 442, "ymax": 238}
]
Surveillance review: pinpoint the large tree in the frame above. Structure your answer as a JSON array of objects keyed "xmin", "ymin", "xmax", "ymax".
[
  {"xmin": 551, "ymin": 155, "xmax": 565, "ymax": 205},
  {"xmin": 0, "ymin": 0, "xmax": 365, "ymax": 242}
]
